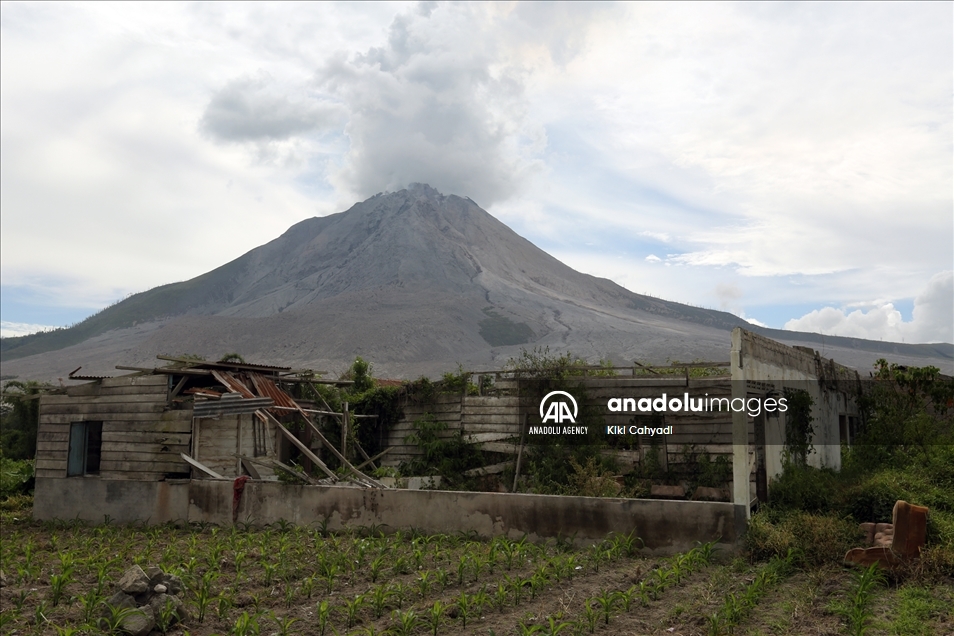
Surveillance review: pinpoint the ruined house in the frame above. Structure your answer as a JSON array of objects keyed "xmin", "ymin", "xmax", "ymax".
[
  {"xmin": 31, "ymin": 329, "xmax": 864, "ymax": 550},
  {"xmin": 34, "ymin": 357, "xmax": 381, "ymax": 523}
]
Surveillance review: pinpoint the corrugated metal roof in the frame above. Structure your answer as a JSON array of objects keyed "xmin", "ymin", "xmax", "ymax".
[
  {"xmin": 248, "ymin": 373, "xmax": 298, "ymax": 410},
  {"xmin": 67, "ymin": 366, "xmax": 116, "ymax": 381},
  {"xmin": 193, "ymin": 395, "xmax": 274, "ymax": 418},
  {"xmin": 211, "ymin": 370, "xmax": 256, "ymax": 398},
  {"xmin": 156, "ymin": 355, "xmax": 293, "ymax": 373}
]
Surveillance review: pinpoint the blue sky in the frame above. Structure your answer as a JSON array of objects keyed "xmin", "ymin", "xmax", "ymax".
[{"xmin": 1, "ymin": 2, "xmax": 951, "ymax": 343}]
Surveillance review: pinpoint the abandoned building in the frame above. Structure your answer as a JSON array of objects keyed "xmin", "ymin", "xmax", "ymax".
[{"xmin": 32, "ymin": 328, "xmax": 863, "ymax": 552}]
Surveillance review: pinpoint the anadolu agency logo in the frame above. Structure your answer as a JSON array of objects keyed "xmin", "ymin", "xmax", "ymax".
[{"xmin": 530, "ymin": 391, "xmax": 588, "ymax": 435}]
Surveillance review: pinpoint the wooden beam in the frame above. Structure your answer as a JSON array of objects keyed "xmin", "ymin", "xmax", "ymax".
[
  {"xmin": 353, "ymin": 447, "xmax": 392, "ymax": 471},
  {"xmin": 268, "ymin": 406, "xmax": 376, "ymax": 418},
  {"xmin": 240, "ymin": 457, "xmax": 262, "ymax": 480},
  {"xmin": 512, "ymin": 414, "xmax": 528, "ymax": 492},
  {"xmin": 263, "ymin": 458, "xmax": 322, "ymax": 485},
  {"xmin": 180, "ymin": 453, "xmax": 226, "ymax": 479},
  {"xmin": 293, "ymin": 406, "xmax": 383, "ymax": 487},
  {"xmin": 116, "ymin": 365, "xmax": 212, "ymax": 375},
  {"xmin": 464, "ymin": 460, "xmax": 514, "ymax": 477},
  {"xmin": 257, "ymin": 411, "xmax": 338, "ymax": 482},
  {"xmin": 169, "ymin": 375, "xmax": 189, "ymax": 400}
]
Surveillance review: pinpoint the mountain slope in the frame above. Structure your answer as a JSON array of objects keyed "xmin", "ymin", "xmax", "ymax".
[{"xmin": 2, "ymin": 184, "xmax": 951, "ymax": 379}]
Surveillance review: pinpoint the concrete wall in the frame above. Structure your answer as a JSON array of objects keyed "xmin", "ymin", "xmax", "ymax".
[
  {"xmin": 730, "ymin": 328, "xmax": 862, "ymax": 510},
  {"xmin": 33, "ymin": 476, "xmax": 190, "ymax": 525},
  {"xmin": 33, "ymin": 476, "xmax": 743, "ymax": 554}
]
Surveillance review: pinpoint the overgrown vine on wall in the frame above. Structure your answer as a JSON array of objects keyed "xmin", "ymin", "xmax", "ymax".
[{"xmin": 783, "ymin": 388, "xmax": 814, "ymax": 467}]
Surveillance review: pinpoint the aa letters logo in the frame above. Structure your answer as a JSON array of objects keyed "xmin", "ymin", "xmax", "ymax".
[{"xmin": 540, "ymin": 391, "xmax": 578, "ymax": 424}]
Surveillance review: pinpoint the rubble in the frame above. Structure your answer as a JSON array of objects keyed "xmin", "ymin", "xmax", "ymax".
[{"xmin": 100, "ymin": 565, "xmax": 189, "ymax": 634}]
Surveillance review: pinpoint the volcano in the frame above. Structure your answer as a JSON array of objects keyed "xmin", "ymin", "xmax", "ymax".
[{"xmin": 3, "ymin": 184, "xmax": 951, "ymax": 380}]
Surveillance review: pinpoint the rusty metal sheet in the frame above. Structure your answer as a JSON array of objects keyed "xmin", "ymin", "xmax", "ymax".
[
  {"xmin": 184, "ymin": 388, "xmax": 224, "ymax": 398},
  {"xmin": 210, "ymin": 370, "xmax": 256, "ymax": 398},
  {"xmin": 248, "ymin": 373, "xmax": 298, "ymax": 410}
]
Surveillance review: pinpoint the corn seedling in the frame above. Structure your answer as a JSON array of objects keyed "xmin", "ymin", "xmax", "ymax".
[
  {"xmin": 77, "ymin": 589, "xmax": 102, "ymax": 625},
  {"xmin": 155, "ymin": 595, "xmax": 181, "ymax": 635},
  {"xmin": 832, "ymin": 563, "xmax": 886, "ymax": 636},
  {"xmin": 494, "ymin": 582, "xmax": 509, "ymax": 612},
  {"xmin": 581, "ymin": 599, "xmax": 598, "ymax": 634},
  {"xmin": 371, "ymin": 584, "xmax": 391, "ymax": 618},
  {"xmin": 426, "ymin": 600, "xmax": 446, "ymax": 636},
  {"xmin": 542, "ymin": 615, "xmax": 575, "ymax": 635},
  {"xmin": 49, "ymin": 566, "xmax": 73, "ymax": 606},
  {"xmin": 591, "ymin": 589, "xmax": 619, "ymax": 625},
  {"xmin": 230, "ymin": 611, "xmax": 262, "ymax": 636},
  {"xmin": 316, "ymin": 600, "xmax": 333, "ymax": 636},
  {"xmin": 416, "ymin": 570, "xmax": 433, "ymax": 597},
  {"xmin": 271, "ymin": 612, "xmax": 298, "ymax": 636},
  {"xmin": 369, "ymin": 555, "xmax": 386, "ymax": 582},
  {"xmin": 344, "ymin": 593, "xmax": 367, "ymax": 628},
  {"xmin": 390, "ymin": 581, "xmax": 410, "ymax": 609},
  {"xmin": 456, "ymin": 592, "xmax": 472, "ymax": 628},
  {"xmin": 435, "ymin": 567, "xmax": 450, "ymax": 591},
  {"xmin": 390, "ymin": 609, "xmax": 421, "ymax": 636}
]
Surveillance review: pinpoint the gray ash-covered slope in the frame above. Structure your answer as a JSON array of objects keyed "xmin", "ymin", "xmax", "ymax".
[{"xmin": 2, "ymin": 184, "xmax": 951, "ymax": 380}]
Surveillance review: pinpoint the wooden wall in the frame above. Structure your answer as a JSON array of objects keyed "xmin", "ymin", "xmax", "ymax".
[
  {"xmin": 383, "ymin": 378, "xmax": 752, "ymax": 477},
  {"xmin": 36, "ymin": 374, "xmax": 191, "ymax": 481},
  {"xmin": 193, "ymin": 413, "xmax": 273, "ymax": 478}
]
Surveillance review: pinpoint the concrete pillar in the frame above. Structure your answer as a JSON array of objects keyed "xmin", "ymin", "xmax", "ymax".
[{"xmin": 730, "ymin": 328, "xmax": 750, "ymax": 519}]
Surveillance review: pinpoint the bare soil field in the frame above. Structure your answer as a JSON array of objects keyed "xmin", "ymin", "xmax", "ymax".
[{"xmin": 1, "ymin": 502, "xmax": 951, "ymax": 636}]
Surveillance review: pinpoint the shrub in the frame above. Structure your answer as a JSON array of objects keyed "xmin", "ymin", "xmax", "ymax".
[
  {"xmin": 746, "ymin": 509, "xmax": 860, "ymax": 567},
  {"xmin": 767, "ymin": 464, "xmax": 839, "ymax": 513},
  {"xmin": 0, "ymin": 455, "xmax": 34, "ymax": 499}
]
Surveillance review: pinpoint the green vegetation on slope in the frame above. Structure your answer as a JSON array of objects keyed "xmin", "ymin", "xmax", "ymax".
[{"xmin": 0, "ymin": 254, "xmax": 250, "ymax": 360}]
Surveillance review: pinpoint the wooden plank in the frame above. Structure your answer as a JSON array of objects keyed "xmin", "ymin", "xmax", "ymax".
[
  {"xmin": 39, "ymin": 403, "xmax": 167, "ymax": 416},
  {"xmin": 35, "ymin": 458, "xmax": 67, "ymax": 470},
  {"xmin": 240, "ymin": 458, "xmax": 261, "ymax": 479},
  {"xmin": 39, "ymin": 411, "xmax": 191, "ymax": 424},
  {"xmin": 102, "ymin": 440, "xmax": 193, "ymax": 452},
  {"xmin": 99, "ymin": 471, "xmax": 167, "ymax": 482},
  {"xmin": 262, "ymin": 412, "xmax": 338, "ymax": 481},
  {"xmin": 255, "ymin": 457, "xmax": 321, "ymax": 485},
  {"xmin": 103, "ymin": 431, "xmax": 192, "ymax": 445},
  {"xmin": 100, "ymin": 374, "xmax": 169, "ymax": 388},
  {"xmin": 405, "ymin": 404, "xmax": 461, "ymax": 414},
  {"xmin": 35, "ymin": 442, "xmax": 68, "ymax": 454},
  {"xmin": 461, "ymin": 414, "xmax": 524, "ymax": 423},
  {"xmin": 464, "ymin": 432, "xmax": 517, "ymax": 444},
  {"xmin": 42, "ymin": 393, "xmax": 169, "ymax": 405},
  {"xmin": 99, "ymin": 385, "xmax": 169, "ymax": 397},
  {"xmin": 36, "ymin": 446, "xmax": 69, "ymax": 457},
  {"xmin": 101, "ymin": 448, "xmax": 189, "ymax": 460},
  {"xmin": 35, "ymin": 469, "xmax": 65, "ymax": 478},
  {"xmin": 37, "ymin": 431, "xmax": 70, "ymax": 442},
  {"xmin": 462, "ymin": 423, "xmax": 521, "ymax": 433},
  {"xmin": 464, "ymin": 460, "xmax": 514, "ymax": 477},
  {"xmin": 480, "ymin": 442, "xmax": 520, "ymax": 455},
  {"xmin": 289, "ymin": 409, "xmax": 383, "ymax": 487},
  {"xmin": 100, "ymin": 459, "xmax": 190, "ymax": 473},
  {"xmin": 462, "ymin": 396, "xmax": 522, "ymax": 405},
  {"xmin": 354, "ymin": 447, "xmax": 392, "ymax": 471},
  {"xmin": 180, "ymin": 453, "xmax": 226, "ymax": 479},
  {"xmin": 102, "ymin": 420, "xmax": 192, "ymax": 434}
]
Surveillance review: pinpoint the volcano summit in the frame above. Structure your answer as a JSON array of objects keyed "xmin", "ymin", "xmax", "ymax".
[{"xmin": 3, "ymin": 184, "xmax": 950, "ymax": 380}]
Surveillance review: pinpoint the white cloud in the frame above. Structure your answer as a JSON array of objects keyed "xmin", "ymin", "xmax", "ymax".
[
  {"xmin": 0, "ymin": 2, "xmax": 950, "ymax": 346},
  {"xmin": 0, "ymin": 322, "xmax": 59, "ymax": 338},
  {"xmin": 784, "ymin": 271, "xmax": 953, "ymax": 343}
]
